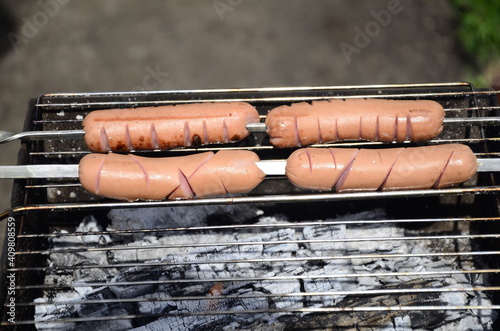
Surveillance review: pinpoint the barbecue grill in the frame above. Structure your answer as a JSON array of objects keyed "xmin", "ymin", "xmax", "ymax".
[{"xmin": 1, "ymin": 82, "xmax": 499, "ymax": 330}]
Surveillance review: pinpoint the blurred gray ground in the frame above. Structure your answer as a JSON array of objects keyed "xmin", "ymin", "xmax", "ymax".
[{"xmin": 0, "ymin": 0, "xmax": 466, "ymax": 214}]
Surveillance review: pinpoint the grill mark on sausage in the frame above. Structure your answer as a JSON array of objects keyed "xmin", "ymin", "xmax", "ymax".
[
  {"xmin": 183, "ymin": 121, "xmax": 191, "ymax": 147},
  {"xmin": 125, "ymin": 125, "xmax": 133, "ymax": 151},
  {"xmin": 317, "ymin": 116, "xmax": 323, "ymax": 143},
  {"xmin": 334, "ymin": 117, "xmax": 339, "ymax": 142},
  {"xmin": 406, "ymin": 113, "xmax": 412, "ymax": 141},
  {"xmin": 222, "ymin": 120, "xmax": 229, "ymax": 143},
  {"xmin": 358, "ymin": 116, "xmax": 362, "ymax": 140},
  {"xmin": 95, "ymin": 155, "xmax": 107, "ymax": 194},
  {"xmin": 305, "ymin": 148, "xmax": 313, "ymax": 174},
  {"xmin": 100, "ymin": 127, "xmax": 110, "ymax": 152},
  {"xmin": 394, "ymin": 114, "xmax": 398, "ymax": 142},
  {"xmin": 374, "ymin": 115, "xmax": 379, "ymax": 141},
  {"xmin": 128, "ymin": 155, "xmax": 150, "ymax": 187},
  {"xmin": 433, "ymin": 151, "xmax": 454, "ymax": 189},
  {"xmin": 219, "ymin": 177, "xmax": 229, "ymax": 195},
  {"xmin": 380, "ymin": 148, "xmax": 405, "ymax": 190},
  {"xmin": 377, "ymin": 149, "xmax": 383, "ymax": 165},
  {"xmin": 334, "ymin": 149, "xmax": 359, "ymax": 192},
  {"xmin": 150, "ymin": 124, "xmax": 159, "ymax": 149},
  {"xmin": 203, "ymin": 120, "xmax": 209, "ymax": 144},
  {"xmin": 294, "ymin": 117, "xmax": 301, "ymax": 146}
]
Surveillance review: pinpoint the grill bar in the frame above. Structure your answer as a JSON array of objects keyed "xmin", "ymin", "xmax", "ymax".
[
  {"xmin": 8, "ymin": 251, "xmax": 500, "ymax": 272},
  {"xmin": 0, "ymin": 156, "xmax": 497, "ymax": 179},
  {"xmin": 14, "ymin": 233, "xmax": 500, "ymax": 255},
  {"xmin": 33, "ymin": 89, "xmax": 499, "ymax": 107},
  {"xmin": 6, "ymin": 305, "xmax": 500, "ymax": 327},
  {"xmin": 2, "ymin": 116, "xmax": 500, "ymax": 144},
  {"xmin": 15, "ymin": 269, "xmax": 500, "ymax": 290},
  {"xmin": 23, "ymin": 105, "xmax": 500, "ymax": 125},
  {"xmin": 12, "ymin": 287, "xmax": 500, "ymax": 307},
  {"xmin": 15, "ymin": 216, "xmax": 500, "ymax": 238},
  {"xmin": 38, "ymin": 81, "xmax": 476, "ymax": 96},
  {"xmin": 23, "ymin": 137, "xmax": 500, "ymax": 156},
  {"xmin": 2, "ymin": 186, "xmax": 500, "ymax": 220}
]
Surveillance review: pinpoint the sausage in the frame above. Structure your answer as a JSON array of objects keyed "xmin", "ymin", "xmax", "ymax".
[
  {"xmin": 266, "ymin": 99, "xmax": 445, "ymax": 147},
  {"xmin": 78, "ymin": 150, "xmax": 265, "ymax": 201},
  {"xmin": 285, "ymin": 144, "xmax": 477, "ymax": 192},
  {"xmin": 83, "ymin": 102, "xmax": 260, "ymax": 152}
]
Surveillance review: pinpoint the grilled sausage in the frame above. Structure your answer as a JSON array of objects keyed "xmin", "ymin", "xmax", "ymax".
[
  {"xmin": 285, "ymin": 144, "xmax": 477, "ymax": 192},
  {"xmin": 266, "ymin": 99, "xmax": 445, "ymax": 147},
  {"xmin": 83, "ymin": 102, "xmax": 260, "ymax": 152},
  {"xmin": 78, "ymin": 150, "xmax": 265, "ymax": 201}
]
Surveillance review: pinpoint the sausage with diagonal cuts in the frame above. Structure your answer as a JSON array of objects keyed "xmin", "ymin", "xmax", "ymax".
[
  {"xmin": 78, "ymin": 150, "xmax": 265, "ymax": 201},
  {"xmin": 285, "ymin": 144, "xmax": 477, "ymax": 192},
  {"xmin": 265, "ymin": 99, "xmax": 445, "ymax": 147},
  {"xmin": 83, "ymin": 102, "xmax": 261, "ymax": 152}
]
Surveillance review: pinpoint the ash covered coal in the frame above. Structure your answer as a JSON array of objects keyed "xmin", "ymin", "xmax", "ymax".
[
  {"xmin": 34, "ymin": 206, "xmax": 495, "ymax": 330},
  {"xmin": 106, "ymin": 204, "xmax": 263, "ymax": 241}
]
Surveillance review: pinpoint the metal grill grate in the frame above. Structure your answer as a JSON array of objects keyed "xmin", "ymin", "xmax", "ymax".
[{"xmin": 1, "ymin": 82, "xmax": 500, "ymax": 330}]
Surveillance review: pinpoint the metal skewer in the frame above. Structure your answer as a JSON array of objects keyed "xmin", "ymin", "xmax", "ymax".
[
  {"xmin": 0, "ymin": 158, "xmax": 497, "ymax": 179},
  {"xmin": 1, "ymin": 117, "xmax": 500, "ymax": 144},
  {"xmin": 0, "ymin": 130, "xmax": 85, "ymax": 143}
]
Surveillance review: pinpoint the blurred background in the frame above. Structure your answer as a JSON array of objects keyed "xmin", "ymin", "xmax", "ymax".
[{"xmin": 0, "ymin": 0, "xmax": 499, "ymax": 214}]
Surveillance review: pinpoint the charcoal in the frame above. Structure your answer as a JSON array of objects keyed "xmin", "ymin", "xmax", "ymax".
[
  {"xmin": 35, "ymin": 208, "xmax": 495, "ymax": 330},
  {"xmin": 69, "ymin": 309, "xmax": 133, "ymax": 331},
  {"xmin": 107, "ymin": 205, "xmax": 262, "ymax": 241}
]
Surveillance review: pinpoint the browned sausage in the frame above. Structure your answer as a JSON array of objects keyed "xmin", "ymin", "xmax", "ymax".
[
  {"xmin": 266, "ymin": 99, "xmax": 445, "ymax": 147},
  {"xmin": 285, "ymin": 144, "xmax": 477, "ymax": 192},
  {"xmin": 78, "ymin": 150, "xmax": 265, "ymax": 201},
  {"xmin": 83, "ymin": 102, "xmax": 260, "ymax": 152}
]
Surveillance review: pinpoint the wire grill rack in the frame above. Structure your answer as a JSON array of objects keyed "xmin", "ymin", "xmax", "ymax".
[{"xmin": 1, "ymin": 82, "xmax": 500, "ymax": 330}]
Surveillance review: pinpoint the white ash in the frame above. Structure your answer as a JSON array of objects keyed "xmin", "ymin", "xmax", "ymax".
[
  {"xmin": 106, "ymin": 204, "xmax": 263, "ymax": 241},
  {"xmin": 34, "ymin": 207, "xmax": 495, "ymax": 330}
]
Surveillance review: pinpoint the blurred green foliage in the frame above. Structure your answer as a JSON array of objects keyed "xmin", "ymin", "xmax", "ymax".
[{"xmin": 452, "ymin": 0, "xmax": 500, "ymax": 65}]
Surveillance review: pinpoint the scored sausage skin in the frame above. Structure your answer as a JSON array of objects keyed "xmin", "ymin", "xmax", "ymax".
[
  {"xmin": 285, "ymin": 144, "xmax": 477, "ymax": 192},
  {"xmin": 83, "ymin": 102, "xmax": 260, "ymax": 152},
  {"xmin": 266, "ymin": 99, "xmax": 445, "ymax": 147},
  {"xmin": 78, "ymin": 150, "xmax": 265, "ymax": 201}
]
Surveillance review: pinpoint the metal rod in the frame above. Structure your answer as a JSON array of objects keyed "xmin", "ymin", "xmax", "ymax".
[
  {"xmin": 2, "ymin": 186, "xmax": 500, "ymax": 221},
  {"xmin": 14, "ymin": 217, "xmax": 499, "ymax": 238},
  {"xmin": 14, "ymin": 286, "xmax": 500, "ymax": 307},
  {"xmin": 8, "ymin": 250, "xmax": 500, "ymax": 272},
  {"xmin": 37, "ymin": 82, "xmax": 475, "ymax": 98},
  {"xmin": 6, "ymin": 305, "xmax": 500, "ymax": 326},
  {"xmin": 22, "ymin": 136, "xmax": 500, "ymax": 156},
  {"xmin": 16, "ymin": 233, "xmax": 500, "ymax": 256},
  {"xmin": 33, "ymin": 89, "xmax": 499, "ymax": 108},
  {"xmin": 0, "ymin": 156, "xmax": 497, "ymax": 179},
  {"xmin": 16, "ymin": 269, "xmax": 500, "ymax": 291},
  {"xmin": 0, "ymin": 129, "xmax": 84, "ymax": 143},
  {"xmin": 26, "ymin": 106, "xmax": 500, "ymax": 125},
  {"xmin": 443, "ymin": 117, "xmax": 500, "ymax": 126},
  {"xmin": 1, "ymin": 115, "xmax": 499, "ymax": 144}
]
